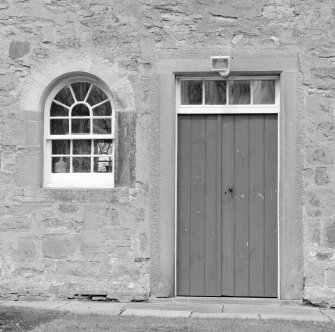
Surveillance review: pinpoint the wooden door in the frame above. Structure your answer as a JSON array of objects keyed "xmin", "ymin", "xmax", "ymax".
[{"xmin": 177, "ymin": 114, "xmax": 278, "ymax": 297}]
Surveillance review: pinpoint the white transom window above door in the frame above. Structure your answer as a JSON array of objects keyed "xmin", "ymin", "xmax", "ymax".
[
  {"xmin": 43, "ymin": 76, "xmax": 115, "ymax": 188},
  {"xmin": 177, "ymin": 76, "xmax": 280, "ymax": 114}
]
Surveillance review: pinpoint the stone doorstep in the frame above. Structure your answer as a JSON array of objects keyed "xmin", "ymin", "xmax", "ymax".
[{"xmin": 165, "ymin": 297, "xmax": 302, "ymax": 306}]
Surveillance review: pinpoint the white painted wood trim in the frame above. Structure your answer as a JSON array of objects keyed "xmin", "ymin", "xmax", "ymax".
[{"xmin": 43, "ymin": 76, "xmax": 116, "ymax": 188}]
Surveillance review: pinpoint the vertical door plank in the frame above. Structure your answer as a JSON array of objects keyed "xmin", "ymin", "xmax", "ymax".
[
  {"xmin": 221, "ymin": 115, "xmax": 235, "ymax": 296},
  {"xmin": 205, "ymin": 116, "xmax": 219, "ymax": 296},
  {"xmin": 177, "ymin": 115, "xmax": 191, "ymax": 295},
  {"xmin": 216, "ymin": 115, "xmax": 222, "ymax": 296},
  {"xmin": 249, "ymin": 116, "xmax": 265, "ymax": 296},
  {"xmin": 264, "ymin": 115, "xmax": 278, "ymax": 297},
  {"xmin": 234, "ymin": 115, "xmax": 250, "ymax": 296},
  {"xmin": 190, "ymin": 115, "xmax": 206, "ymax": 295}
]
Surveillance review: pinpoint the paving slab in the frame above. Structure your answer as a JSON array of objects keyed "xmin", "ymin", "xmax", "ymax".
[
  {"xmin": 223, "ymin": 304, "xmax": 320, "ymax": 315},
  {"xmin": 192, "ymin": 312, "xmax": 259, "ymax": 319},
  {"xmin": 57, "ymin": 301, "xmax": 127, "ymax": 315},
  {"xmin": 260, "ymin": 313, "xmax": 330, "ymax": 322},
  {"xmin": 321, "ymin": 309, "xmax": 335, "ymax": 322},
  {"xmin": 1, "ymin": 301, "xmax": 69, "ymax": 310},
  {"xmin": 126, "ymin": 302, "xmax": 223, "ymax": 313},
  {"xmin": 122, "ymin": 309, "xmax": 191, "ymax": 318}
]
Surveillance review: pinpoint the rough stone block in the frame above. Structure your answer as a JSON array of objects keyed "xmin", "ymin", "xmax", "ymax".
[
  {"xmin": 9, "ymin": 41, "xmax": 30, "ymax": 59},
  {"xmin": 15, "ymin": 237, "xmax": 40, "ymax": 264},
  {"xmin": 59, "ymin": 203, "xmax": 78, "ymax": 214},
  {"xmin": 115, "ymin": 111, "xmax": 136, "ymax": 187},
  {"xmin": 307, "ymin": 146, "xmax": 333, "ymax": 165},
  {"xmin": 305, "ymin": 190, "xmax": 335, "ymax": 218},
  {"xmin": 25, "ymin": 121, "xmax": 41, "ymax": 145},
  {"xmin": 306, "ymin": 95, "xmax": 333, "ymax": 115},
  {"xmin": 325, "ymin": 268, "xmax": 335, "ymax": 288},
  {"xmin": 16, "ymin": 152, "xmax": 42, "ymax": 187},
  {"xmin": 323, "ymin": 220, "xmax": 335, "ymax": 249},
  {"xmin": 315, "ymin": 167, "xmax": 330, "ymax": 185},
  {"xmin": 0, "ymin": 216, "xmax": 31, "ymax": 231},
  {"xmin": 81, "ymin": 227, "xmax": 103, "ymax": 259},
  {"xmin": 56, "ymin": 260, "xmax": 101, "ymax": 277},
  {"xmin": 42, "ymin": 234, "xmax": 80, "ymax": 259},
  {"xmin": 305, "ymin": 262, "xmax": 325, "ymax": 287}
]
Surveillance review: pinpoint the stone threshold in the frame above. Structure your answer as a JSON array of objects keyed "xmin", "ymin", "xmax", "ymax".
[{"xmin": 153, "ymin": 296, "xmax": 302, "ymax": 306}]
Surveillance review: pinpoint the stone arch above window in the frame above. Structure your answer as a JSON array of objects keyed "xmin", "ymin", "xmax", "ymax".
[{"xmin": 43, "ymin": 75, "xmax": 115, "ymax": 188}]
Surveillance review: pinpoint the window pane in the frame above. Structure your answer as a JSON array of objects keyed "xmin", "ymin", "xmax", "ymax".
[
  {"xmin": 51, "ymin": 102, "xmax": 68, "ymax": 117},
  {"xmin": 205, "ymin": 80, "xmax": 226, "ymax": 105},
  {"xmin": 73, "ymin": 140, "xmax": 91, "ymax": 155},
  {"xmin": 72, "ymin": 119, "xmax": 90, "ymax": 134},
  {"xmin": 50, "ymin": 119, "xmax": 69, "ymax": 135},
  {"xmin": 253, "ymin": 80, "xmax": 275, "ymax": 104},
  {"xmin": 93, "ymin": 119, "xmax": 111, "ymax": 134},
  {"xmin": 181, "ymin": 80, "xmax": 202, "ymax": 105},
  {"xmin": 87, "ymin": 85, "xmax": 108, "ymax": 106},
  {"xmin": 93, "ymin": 101, "xmax": 112, "ymax": 116},
  {"xmin": 73, "ymin": 157, "xmax": 91, "ymax": 173},
  {"xmin": 229, "ymin": 81, "xmax": 251, "ymax": 105},
  {"xmin": 71, "ymin": 82, "xmax": 91, "ymax": 101},
  {"xmin": 54, "ymin": 86, "xmax": 74, "ymax": 106},
  {"xmin": 52, "ymin": 140, "xmax": 70, "ymax": 155},
  {"xmin": 94, "ymin": 157, "xmax": 113, "ymax": 173},
  {"xmin": 72, "ymin": 103, "xmax": 90, "ymax": 116},
  {"xmin": 52, "ymin": 157, "xmax": 70, "ymax": 173},
  {"xmin": 94, "ymin": 140, "xmax": 113, "ymax": 155}
]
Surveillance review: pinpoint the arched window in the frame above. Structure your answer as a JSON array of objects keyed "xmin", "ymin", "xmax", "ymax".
[{"xmin": 43, "ymin": 76, "xmax": 115, "ymax": 188}]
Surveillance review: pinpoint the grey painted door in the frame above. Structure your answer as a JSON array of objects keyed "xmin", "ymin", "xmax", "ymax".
[{"xmin": 177, "ymin": 114, "xmax": 278, "ymax": 297}]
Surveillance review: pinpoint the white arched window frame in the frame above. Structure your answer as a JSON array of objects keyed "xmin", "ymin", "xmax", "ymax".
[{"xmin": 43, "ymin": 76, "xmax": 115, "ymax": 188}]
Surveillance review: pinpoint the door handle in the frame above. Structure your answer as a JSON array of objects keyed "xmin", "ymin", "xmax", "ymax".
[{"xmin": 229, "ymin": 186, "xmax": 233, "ymax": 193}]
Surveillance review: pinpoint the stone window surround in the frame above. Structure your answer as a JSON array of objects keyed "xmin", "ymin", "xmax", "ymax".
[
  {"xmin": 19, "ymin": 57, "xmax": 136, "ymax": 188},
  {"xmin": 155, "ymin": 56, "xmax": 303, "ymax": 300},
  {"xmin": 43, "ymin": 75, "xmax": 116, "ymax": 188}
]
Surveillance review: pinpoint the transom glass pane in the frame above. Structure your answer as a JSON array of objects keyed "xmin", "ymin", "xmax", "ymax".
[
  {"xmin": 229, "ymin": 80, "xmax": 251, "ymax": 104},
  {"xmin": 51, "ymin": 102, "xmax": 68, "ymax": 117},
  {"xmin": 73, "ymin": 157, "xmax": 91, "ymax": 173},
  {"xmin": 73, "ymin": 140, "xmax": 91, "ymax": 155},
  {"xmin": 54, "ymin": 86, "xmax": 74, "ymax": 106},
  {"xmin": 205, "ymin": 80, "xmax": 226, "ymax": 105},
  {"xmin": 51, "ymin": 119, "xmax": 69, "ymax": 135},
  {"xmin": 71, "ymin": 82, "xmax": 91, "ymax": 101},
  {"xmin": 253, "ymin": 80, "xmax": 275, "ymax": 104},
  {"xmin": 72, "ymin": 103, "xmax": 90, "ymax": 116},
  {"xmin": 52, "ymin": 140, "xmax": 70, "ymax": 155},
  {"xmin": 87, "ymin": 85, "xmax": 108, "ymax": 106},
  {"xmin": 52, "ymin": 157, "xmax": 70, "ymax": 173},
  {"xmin": 93, "ymin": 101, "xmax": 112, "ymax": 116},
  {"xmin": 93, "ymin": 119, "xmax": 111, "ymax": 134},
  {"xmin": 72, "ymin": 119, "xmax": 90, "ymax": 134},
  {"xmin": 181, "ymin": 80, "xmax": 202, "ymax": 105}
]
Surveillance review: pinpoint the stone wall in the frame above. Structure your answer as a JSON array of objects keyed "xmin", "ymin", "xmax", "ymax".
[{"xmin": 0, "ymin": 0, "xmax": 334, "ymax": 303}]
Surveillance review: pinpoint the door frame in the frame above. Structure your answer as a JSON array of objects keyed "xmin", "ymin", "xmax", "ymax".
[
  {"xmin": 154, "ymin": 56, "xmax": 303, "ymax": 300},
  {"xmin": 175, "ymin": 77, "xmax": 280, "ymax": 298}
]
